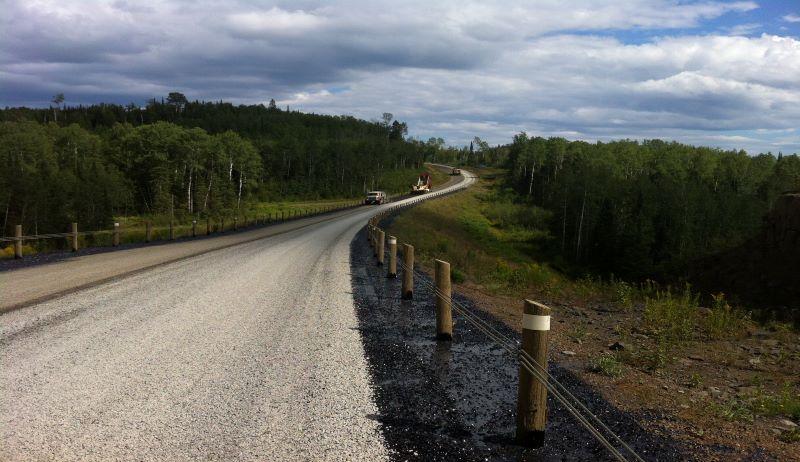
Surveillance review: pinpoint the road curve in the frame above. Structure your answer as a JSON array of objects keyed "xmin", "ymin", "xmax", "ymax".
[
  {"xmin": 0, "ymin": 167, "xmax": 465, "ymax": 314},
  {"xmin": 0, "ymin": 170, "xmax": 476, "ymax": 461}
]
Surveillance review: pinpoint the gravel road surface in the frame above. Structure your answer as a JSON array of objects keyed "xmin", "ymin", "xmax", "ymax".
[{"xmin": 0, "ymin": 172, "xmax": 474, "ymax": 460}]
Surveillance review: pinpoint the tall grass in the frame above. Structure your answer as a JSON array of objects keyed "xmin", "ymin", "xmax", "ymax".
[
  {"xmin": 643, "ymin": 286, "xmax": 699, "ymax": 343},
  {"xmin": 703, "ymin": 293, "xmax": 750, "ymax": 340}
]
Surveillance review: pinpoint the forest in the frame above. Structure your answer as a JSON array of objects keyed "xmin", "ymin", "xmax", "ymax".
[
  {"xmin": 0, "ymin": 95, "xmax": 435, "ymax": 236},
  {"xmin": 495, "ymin": 135, "xmax": 800, "ymax": 280}
]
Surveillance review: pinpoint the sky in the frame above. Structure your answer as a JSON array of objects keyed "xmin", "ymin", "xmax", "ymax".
[{"xmin": 1, "ymin": 0, "xmax": 799, "ymax": 154}]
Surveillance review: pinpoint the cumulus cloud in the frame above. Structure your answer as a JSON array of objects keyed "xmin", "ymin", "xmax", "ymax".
[{"xmin": 0, "ymin": 0, "xmax": 797, "ymax": 154}]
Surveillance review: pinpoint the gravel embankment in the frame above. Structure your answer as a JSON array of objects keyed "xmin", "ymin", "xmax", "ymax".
[{"xmin": 349, "ymin": 226, "xmax": 690, "ymax": 461}]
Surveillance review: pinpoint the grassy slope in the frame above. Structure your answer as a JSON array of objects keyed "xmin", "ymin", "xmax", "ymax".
[{"xmin": 385, "ymin": 169, "xmax": 800, "ymax": 460}]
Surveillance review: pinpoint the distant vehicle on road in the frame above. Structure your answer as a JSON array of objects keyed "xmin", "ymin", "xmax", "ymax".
[
  {"xmin": 411, "ymin": 172, "xmax": 432, "ymax": 194},
  {"xmin": 364, "ymin": 191, "xmax": 386, "ymax": 205},
  {"xmin": 451, "ymin": 168, "xmax": 461, "ymax": 175}
]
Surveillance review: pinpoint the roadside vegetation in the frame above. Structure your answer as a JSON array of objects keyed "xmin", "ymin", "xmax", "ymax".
[
  {"xmin": 1, "ymin": 164, "xmax": 448, "ymax": 258},
  {"xmin": 385, "ymin": 170, "xmax": 799, "ymax": 460},
  {"xmin": 0, "ymin": 95, "xmax": 440, "ymax": 241}
]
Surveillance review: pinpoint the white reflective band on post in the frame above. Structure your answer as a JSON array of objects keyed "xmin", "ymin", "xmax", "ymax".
[
  {"xmin": 522, "ymin": 314, "xmax": 550, "ymax": 331},
  {"xmin": 388, "ymin": 238, "xmax": 397, "ymax": 245}
]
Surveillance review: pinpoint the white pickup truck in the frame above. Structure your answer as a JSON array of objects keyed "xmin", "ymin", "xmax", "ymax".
[{"xmin": 364, "ymin": 191, "xmax": 386, "ymax": 205}]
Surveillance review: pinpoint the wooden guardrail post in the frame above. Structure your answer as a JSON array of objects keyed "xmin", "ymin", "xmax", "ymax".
[
  {"xmin": 376, "ymin": 230, "xmax": 385, "ymax": 265},
  {"xmin": 145, "ymin": 221, "xmax": 152, "ymax": 242},
  {"xmin": 112, "ymin": 222, "xmax": 120, "ymax": 246},
  {"xmin": 233, "ymin": 216, "xmax": 238, "ymax": 231},
  {"xmin": 71, "ymin": 222, "xmax": 79, "ymax": 252},
  {"xmin": 434, "ymin": 259, "xmax": 453, "ymax": 340},
  {"xmin": 206, "ymin": 217, "xmax": 211, "ymax": 235},
  {"xmin": 169, "ymin": 220, "xmax": 174, "ymax": 240},
  {"xmin": 221, "ymin": 217, "xmax": 225, "ymax": 232},
  {"xmin": 387, "ymin": 235, "xmax": 397, "ymax": 278},
  {"xmin": 14, "ymin": 224, "xmax": 22, "ymax": 259},
  {"xmin": 516, "ymin": 299, "xmax": 551, "ymax": 447},
  {"xmin": 402, "ymin": 244, "xmax": 414, "ymax": 299},
  {"xmin": 192, "ymin": 219, "xmax": 197, "ymax": 237}
]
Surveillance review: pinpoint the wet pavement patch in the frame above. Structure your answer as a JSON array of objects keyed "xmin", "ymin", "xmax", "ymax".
[{"xmin": 349, "ymin": 230, "xmax": 690, "ymax": 461}]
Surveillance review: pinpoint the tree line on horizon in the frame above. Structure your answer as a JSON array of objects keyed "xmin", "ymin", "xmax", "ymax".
[{"xmin": 0, "ymin": 95, "xmax": 435, "ymax": 236}]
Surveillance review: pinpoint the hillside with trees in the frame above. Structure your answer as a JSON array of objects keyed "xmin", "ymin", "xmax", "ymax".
[
  {"xmin": 436, "ymin": 134, "xmax": 800, "ymax": 298},
  {"xmin": 501, "ymin": 135, "xmax": 800, "ymax": 280},
  {"xmin": 0, "ymin": 95, "xmax": 434, "ymax": 236}
]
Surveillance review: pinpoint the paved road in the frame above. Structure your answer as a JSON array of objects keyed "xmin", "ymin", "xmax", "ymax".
[{"xmin": 0, "ymin": 171, "xmax": 475, "ymax": 461}]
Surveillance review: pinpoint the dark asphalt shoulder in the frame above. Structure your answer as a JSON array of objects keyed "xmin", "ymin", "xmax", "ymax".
[{"xmin": 349, "ymin": 223, "xmax": 690, "ymax": 461}]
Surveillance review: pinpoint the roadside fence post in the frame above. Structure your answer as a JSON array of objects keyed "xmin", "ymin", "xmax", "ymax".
[
  {"xmin": 113, "ymin": 222, "xmax": 120, "ymax": 246},
  {"xmin": 192, "ymin": 219, "xmax": 197, "ymax": 237},
  {"xmin": 71, "ymin": 222, "xmax": 79, "ymax": 252},
  {"xmin": 387, "ymin": 235, "xmax": 397, "ymax": 278},
  {"xmin": 14, "ymin": 224, "xmax": 22, "ymax": 259},
  {"xmin": 434, "ymin": 259, "xmax": 453, "ymax": 340},
  {"xmin": 516, "ymin": 299, "xmax": 551, "ymax": 448},
  {"xmin": 233, "ymin": 216, "xmax": 238, "ymax": 231},
  {"xmin": 377, "ymin": 229, "xmax": 385, "ymax": 265},
  {"xmin": 401, "ymin": 243, "xmax": 414, "ymax": 299},
  {"xmin": 206, "ymin": 217, "xmax": 211, "ymax": 235},
  {"xmin": 221, "ymin": 217, "xmax": 225, "ymax": 233},
  {"xmin": 169, "ymin": 220, "xmax": 174, "ymax": 240},
  {"xmin": 146, "ymin": 221, "xmax": 152, "ymax": 242}
]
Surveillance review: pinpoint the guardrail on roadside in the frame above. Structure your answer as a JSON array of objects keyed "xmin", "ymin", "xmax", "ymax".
[
  {"xmin": 363, "ymin": 172, "xmax": 644, "ymax": 462},
  {"xmin": 1, "ymin": 202, "xmax": 365, "ymax": 259}
]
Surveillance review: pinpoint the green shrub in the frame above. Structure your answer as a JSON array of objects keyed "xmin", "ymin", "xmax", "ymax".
[
  {"xmin": 490, "ymin": 260, "xmax": 525, "ymax": 289},
  {"xmin": 590, "ymin": 353, "xmax": 624, "ymax": 378},
  {"xmin": 640, "ymin": 335, "xmax": 672, "ymax": 370},
  {"xmin": 613, "ymin": 280, "xmax": 635, "ymax": 310},
  {"xmin": 643, "ymin": 286, "xmax": 698, "ymax": 342},
  {"xmin": 749, "ymin": 383, "xmax": 800, "ymax": 420},
  {"xmin": 715, "ymin": 383, "xmax": 800, "ymax": 423},
  {"xmin": 703, "ymin": 293, "xmax": 750, "ymax": 340},
  {"xmin": 457, "ymin": 212, "xmax": 492, "ymax": 241},
  {"xmin": 451, "ymin": 268, "xmax": 466, "ymax": 284},
  {"xmin": 713, "ymin": 398, "xmax": 755, "ymax": 422}
]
